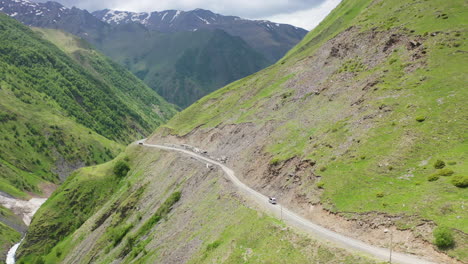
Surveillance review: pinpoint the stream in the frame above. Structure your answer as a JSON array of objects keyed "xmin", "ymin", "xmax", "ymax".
[
  {"xmin": 1, "ymin": 194, "xmax": 47, "ymax": 264},
  {"xmin": 6, "ymin": 241, "xmax": 21, "ymax": 264}
]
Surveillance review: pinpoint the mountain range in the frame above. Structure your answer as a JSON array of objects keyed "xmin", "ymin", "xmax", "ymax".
[{"xmin": 0, "ymin": 0, "xmax": 308, "ymax": 107}]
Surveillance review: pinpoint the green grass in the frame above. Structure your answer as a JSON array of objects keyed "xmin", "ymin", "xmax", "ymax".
[
  {"xmin": 0, "ymin": 221, "xmax": 21, "ymax": 264},
  {"xmin": 154, "ymin": 0, "xmax": 468, "ymax": 260},
  {"xmin": 16, "ymin": 155, "xmax": 128, "ymax": 263},
  {"xmin": 0, "ymin": 91, "xmax": 122, "ymax": 198},
  {"xmin": 134, "ymin": 191, "xmax": 181, "ymax": 238},
  {"xmin": 0, "ymin": 14, "xmax": 177, "ymax": 257},
  {"xmin": 32, "ymin": 27, "xmax": 178, "ymax": 133},
  {"xmin": 0, "ymin": 14, "xmax": 177, "ymax": 199},
  {"xmin": 12, "ymin": 0, "xmax": 468, "ymax": 262},
  {"xmin": 187, "ymin": 207, "xmax": 376, "ymax": 264},
  {"xmin": 93, "ymin": 28, "xmax": 270, "ymax": 108},
  {"xmin": 17, "ymin": 145, "xmax": 379, "ymax": 264}
]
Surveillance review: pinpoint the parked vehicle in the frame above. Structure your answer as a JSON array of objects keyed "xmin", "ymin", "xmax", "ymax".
[
  {"xmin": 268, "ymin": 197, "xmax": 277, "ymax": 205},
  {"xmin": 138, "ymin": 142, "xmax": 143, "ymax": 145}
]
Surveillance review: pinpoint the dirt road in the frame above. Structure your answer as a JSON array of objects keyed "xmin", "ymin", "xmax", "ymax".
[{"xmin": 141, "ymin": 140, "xmax": 438, "ymax": 264}]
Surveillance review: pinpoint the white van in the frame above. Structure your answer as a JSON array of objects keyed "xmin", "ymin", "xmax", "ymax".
[{"xmin": 268, "ymin": 197, "xmax": 277, "ymax": 205}]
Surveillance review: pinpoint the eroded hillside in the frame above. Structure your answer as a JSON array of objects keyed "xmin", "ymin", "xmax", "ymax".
[
  {"xmin": 147, "ymin": 0, "xmax": 467, "ymax": 261},
  {"xmin": 17, "ymin": 144, "xmax": 378, "ymax": 264}
]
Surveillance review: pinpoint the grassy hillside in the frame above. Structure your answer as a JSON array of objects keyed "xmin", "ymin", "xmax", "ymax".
[
  {"xmin": 94, "ymin": 26, "xmax": 271, "ymax": 108},
  {"xmin": 0, "ymin": 13, "xmax": 177, "ymax": 198},
  {"xmin": 32, "ymin": 27, "xmax": 178, "ymax": 128},
  {"xmin": 12, "ymin": 0, "xmax": 468, "ymax": 263},
  {"xmin": 0, "ymin": 221, "xmax": 20, "ymax": 264},
  {"xmin": 17, "ymin": 145, "xmax": 377, "ymax": 264},
  {"xmin": 0, "ymin": 13, "xmax": 175, "ymax": 260},
  {"xmin": 154, "ymin": 0, "xmax": 467, "ymax": 260},
  {"xmin": 0, "ymin": 14, "xmax": 176, "ymax": 144}
]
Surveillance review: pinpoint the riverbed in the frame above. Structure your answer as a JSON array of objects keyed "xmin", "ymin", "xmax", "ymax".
[{"xmin": 1, "ymin": 194, "xmax": 47, "ymax": 264}]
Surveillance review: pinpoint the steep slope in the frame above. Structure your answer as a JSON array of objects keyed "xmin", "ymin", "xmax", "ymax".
[
  {"xmin": 145, "ymin": 0, "xmax": 466, "ymax": 261},
  {"xmin": 95, "ymin": 26, "xmax": 270, "ymax": 107},
  {"xmin": 0, "ymin": 14, "xmax": 176, "ymax": 144},
  {"xmin": 0, "ymin": 0, "xmax": 307, "ymax": 107},
  {"xmin": 0, "ymin": 13, "xmax": 175, "ymax": 260},
  {"xmin": 12, "ymin": 0, "xmax": 467, "ymax": 263},
  {"xmin": 17, "ymin": 144, "xmax": 378, "ymax": 264},
  {"xmin": 31, "ymin": 27, "xmax": 178, "ymax": 129}
]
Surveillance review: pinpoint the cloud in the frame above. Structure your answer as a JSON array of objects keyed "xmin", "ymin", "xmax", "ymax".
[
  {"xmin": 261, "ymin": 0, "xmax": 341, "ymax": 30},
  {"xmin": 34, "ymin": 0, "xmax": 341, "ymax": 29}
]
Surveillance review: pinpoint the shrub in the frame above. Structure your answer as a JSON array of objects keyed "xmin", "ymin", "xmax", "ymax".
[
  {"xmin": 319, "ymin": 166, "xmax": 327, "ymax": 172},
  {"xmin": 433, "ymin": 227, "xmax": 454, "ymax": 249},
  {"xmin": 434, "ymin": 160, "xmax": 445, "ymax": 169},
  {"xmin": 206, "ymin": 240, "xmax": 222, "ymax": 251},
  {"xmin": 136, "ymin": 191, "xmax": 181, "ymax": 237},
  {"xmin": 111, "ymin": 223, "xmax": 134, "ymax": 247},
  {"xmin": 447, "ymin": 161, "xmax": 457, "ymax": 165},
  {"xmin": 114, "ymin": 160, "xmax": 130, "ymax": 178},
  {"xmin": 376, "ymin": 192, "xmax": 385, "ymax": 198},
  {"xmin": 415, "ymin": 116, "xmax": 426, "ymax": 122},
  {"xmin": 316, "ymin": 182, "xmax": 325, "ymax": 189},
  {"xmin": 428, "ymin": 174, "xmax": 439, "ymax": 182},
  {"xmin": 437, "ymin": 168, "xmax": 454, "ymax": 176},
  {"xmin": 270, "ymin": 158, "xmax": 280, "ymax": 166},
  {"xmin": 451, "ymin": 175, "xmax": 468, "ymax": 188}
]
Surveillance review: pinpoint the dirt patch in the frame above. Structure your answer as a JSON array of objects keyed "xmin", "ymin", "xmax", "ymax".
[
  {"xmin": 303, "ymin": 204, "xmax": 458, "ymax": 264},
  {"xmin": 0, "ymin": 195, "xmax": 47, "ymax": 226},
  {"xmin": 36, "ymin": 182, "xmax": 56, "ymax": 198}
]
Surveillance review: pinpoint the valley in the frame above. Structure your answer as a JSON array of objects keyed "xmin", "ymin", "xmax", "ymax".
[
  {"xmin": 0, "ymin": 0, "xmax": 467, "ymax": 263},
  {"xmin": 0, "ymin": 0, "xmax": 308, "ymax": 107}
]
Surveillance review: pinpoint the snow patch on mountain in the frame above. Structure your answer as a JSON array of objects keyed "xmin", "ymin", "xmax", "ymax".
[
  {"xmin": 196, "ymin": 14, "xmax": 210, "ymax": 24},
  {"xmin": 170, "ymin": 10, "xmax": 181, "ymax": 22},
  {"xmin": 161, "ymin": 11, "xmax": 168, "ymax": 21}
]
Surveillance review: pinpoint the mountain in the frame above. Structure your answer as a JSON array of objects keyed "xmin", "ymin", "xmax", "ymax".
[
  {"xmin": 0, "ymin": 0, "xmax": 308, "ymax": 107},
  {"xmin": 15, "ymin": 0, "xmax": 467, "ymax": 263},
  {"xmin": 0, "ymin": 0, "xmax": 109, "ymax": 43},
  {"xmin": 0, "ymin": 13, "xmax": 176, "ymax": 260},
  {"xmin": 93, "ymin": 27, "xmax": 270, "ymax": 107},
  {"xmin": 92, "ymin": 8, "xmax": 308, "ymax": 62}
]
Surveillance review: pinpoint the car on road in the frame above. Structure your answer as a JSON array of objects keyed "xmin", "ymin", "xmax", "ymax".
[
  {"xmin": 268, "ymin": 197, "xmax": 277, "ymax": 205},
  {"xmin": 138, "ymin": 142, "xmax": 143, "ymax": 145}
]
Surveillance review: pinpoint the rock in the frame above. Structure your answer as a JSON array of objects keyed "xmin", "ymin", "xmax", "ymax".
[{"xmin": 408, "ymin": 40, "xmax": 421, "ymax": 49}]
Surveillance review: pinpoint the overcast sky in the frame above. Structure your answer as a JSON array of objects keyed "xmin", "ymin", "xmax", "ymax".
[{"xmin": 34, "ymin": 0, "xmax": 341, "ymax": 30}]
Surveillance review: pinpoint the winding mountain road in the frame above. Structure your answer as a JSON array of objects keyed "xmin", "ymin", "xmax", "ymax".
[{"xmin": 140, "ymin": 140, "xmax": 437, "ymax": 264}]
